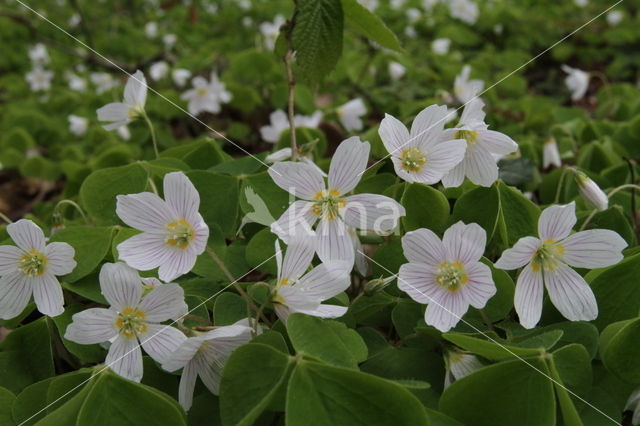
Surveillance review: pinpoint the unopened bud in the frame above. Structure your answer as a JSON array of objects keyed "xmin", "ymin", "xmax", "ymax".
[
  {"xmin": 543, "ymin": 138, "xmax": 561, "ymax": 168},
  {"xmin": 364, "ymin": 276, "xmax": 395, "ymax": 295},
  {"xmin": 574, "ymin": 170, "xmax": 608, "ymax": 211}
]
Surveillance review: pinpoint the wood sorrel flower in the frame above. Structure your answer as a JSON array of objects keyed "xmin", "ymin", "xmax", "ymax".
[{"xmin": 97, "ymin": 70, "xmax": 147, "ymax": 130}]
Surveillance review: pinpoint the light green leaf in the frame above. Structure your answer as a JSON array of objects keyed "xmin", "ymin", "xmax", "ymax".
[
  {"xmin": 341, "ymin": 0, "xmax": 402, "ymax": 52},
  {"xmin": 401, "ymin": 183, "xmax": 450, "ymax": 233},
  {"xmin": 50, "ymin": 226, "xmax": 113, "ymax": 283},
  {"xmin": 601, "ymin": 317, "xmax": 640, "ymax": 384},
  {"xmin": 185, "ymin": 171, "xmax": 239, "ymax": 237}
]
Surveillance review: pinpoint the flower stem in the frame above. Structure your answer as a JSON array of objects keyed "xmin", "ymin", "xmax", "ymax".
[
  {"xmin": 479, "ymin": 309, "xmax": 495, "ymax": 332},
  {"xmin": 553, "ymin": 167, "xmax": 571, "ymax": 204},
  {"xmin": 0, "ymin": 212, "xmax": 13, "ymax": 225},
  {"xmin": 578, "ymin": 183, "xmax": 640, "ymax": 231},
  {"xmin": 141, "ymin": 111, "xmax": 159, "ymax": 159},
  {"xmin": 283, "ymin": 50, "xmax": 298, "ymax": 160},
  {"xmin": 54, "ymin": 199, "xmax": 91, "ymax": 225}
]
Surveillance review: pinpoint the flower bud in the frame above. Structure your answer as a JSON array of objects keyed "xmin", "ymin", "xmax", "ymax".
[
  {"xmin": 575, "ymin": 171, "xmax": 608, "ymax": 211},
  {"xmin": 543, "ymin": 138, "xmax": 561, "ymax": 168},
  {"xmin": 364, "ymin": 276, "xmax": 395, "ymax": 295}
]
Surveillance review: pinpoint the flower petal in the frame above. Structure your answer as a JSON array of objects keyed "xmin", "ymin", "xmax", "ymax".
[
  {"xmin": 178, "ymin": 361, "xmax": 198, "ymax": 411},
  {"xmin": 158, "ymin": 249, "xmax": 199, "ymax": 282},
  {"xmin": 117, "ymin": 232, "xmax": 170, "ymax": 272},
  {"xmin": 0, "ymin": 271, "xmax": 33, "ymax": 320},
  {"xmin": 268, "ymin": 162, "xmax": 325, "ymax": 200},
  {"xmin": 459, "ymin": 98, "xmax": 486, "ymax": 124},
  {"xmin": 138, "ymin": 283, "xmax": 186, "ymax": 322},
  {"xmin": 193, "ymin": 350, "xmax": 223, "ymax": 395},
  {"xmin": 140, "ymin": 324, "xmax": 186, "ymax": 364},
  {"xmin": 441, "ymin": 161, "xmax": 466, "ymax": 188},
  {"xmin": 379, "ymin": 113, "xmax": 411, "ymax": 156},
  {"xmin": 544, "ymin": 262, "xmax": 597, "ymax": 322},
  {"xmin": 514, "ymin": 262, "xmax": 544, "ymax": 329},
  {"xmin": 423, "ymin": 139, "xmax": 467, "ymax": 176},
  {"xmin": 424, "ymin": 291, "xmax": 468, "ymax": 332},
  {"xmin": 163, "ymin": 172, "xmax": 201, "ymax": 224},
  {"xmin": 538, "ymin": 202, "xmax": 576, "ymax": 241},
  {"xmin": 280, "ymin": 235, "xmax": 316, "ymax": 282},
  {"xmin": 44, "ymin": 242, "xmax": 76, "ymax": 276},
  {"xmin": 277, "ymin": 286, "xmax": 320, "ymax": 312},
  {"xmin": 97, "ymin": 102, "xmax": 130, "ymax": 128},
  {"xmin": 106, "ymin": 335, "xmax": 143, "ymax": 382},
  {"xmin": 401, "ymin": 228, "xmax": 446, "ymax": 266},
  {"xmin": 316, "ymin": 219, "xmax": 355, "ymax": 269},
  {"xmin": 32, "ymin": 273, "xmax": 64, "ymax": 317},
  {"xmin": 123, "ymin": 70, "xmax": 147, "ymax": 107},
  {"xmin": 116, "ymin": 192, "xmax": 174, "ymax": 232},
  {"xmin": 8, "ymin": 219, "xmax": 46, "ymax": 251},
  {"xmin": 462, "ymin": 262, "xmax": 496, "ymax": 309},
  {"xmin": 410, "ymin": 104, "xmax": 448, "ymax": 148},
  {"xmin": 398, "ymin": 263, "xmax": 444, "ymax": 304},
  {"xmin": 295, "ymin": 304, "xmax": 348, "ymax": 319},
  {"xmin": 270, "ymin": 200, "xmax": 316, "ymax": 243},
  {"xmin": 343, "ymin": 193, "xmax": 405, "ymax": 232},
  {"xmin": 65, "ymin": 308, "xmax": 118, "ymax": 344},
  {"xmin": 560, "ymin": 229, "xmax": 627, "ymax": 269},
  {"xmin": 328, "ymin": 137, "xmax": 370, "ymax": 194},
  {"xmin": 442, "ymin": 222, "xmax": 486, "ymax": 264},
  {"xmin": 464, "ymin": 145, "xmax": 499, "ymax": 187},
  {"xmin": 99, "ymin": 262, "xmax": 142, "ymax": 311},
  {"xmin": 480, "ymin": 130, "xmax": 517, "ymax": 155},
  {"xmin": 298, "ymin": 262, "xmax": 351, "ymax": 300},
  {"xmin": 494, "ymin": 236, "xmax": 541, "ymax": 270},
  {"xmin": 162, "ymin": 337, "xmax": 204, "ymax": 372},
  {"xmin": 0, "ymin": 245, "xmax": 22, "ymax": 275}
]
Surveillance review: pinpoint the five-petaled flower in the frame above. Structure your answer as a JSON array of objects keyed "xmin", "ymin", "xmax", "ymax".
[
  {"xmin": 181, "ymin": 72, "xmax": 231, "ymax": 116},
  {"xmin": 271, "ymin": 236, "xmax": 351, "ymax": 323},
  {"xmin": 379, "ymin": 104, "xmax": 467, "ymax": 184},
  {"xmin": 97, "ymin": 70, "xmax": 147, "ymax": 130},
  {"xmin": 269, "ymin": 137, "xmax": 405, "ymax": 269},
  {"xmin": 0, "ymin": 219, "xmax": 76, "ymax": 319},
  {"xmin": 162, "ymin": 320, "xmax": 253, "ymax": 410},
  {"xmin": 398, "ymin": 222, "xmax": 496, "ymax": 332},
  {"xmin": 65, "ymin": 262, "xmax": 187, "ymax": 382},
  {"xmin": 495, "ymin": 202, "xmax": 627, "ymax": 329},
  {"xmin": 116, "ymin": 171, "xmax": 209, "ymax": 282}
]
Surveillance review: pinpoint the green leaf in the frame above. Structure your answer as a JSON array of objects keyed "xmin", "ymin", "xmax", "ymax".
[
  {"xmin": 245, "ymin": 228, "xmax": 278, "ymax": 275},
  {"xmin": 0, "ymin": 387, "xmax": 16, "ymax": 426},
  {"xmin": 287, "ymin": 314, "xmax": 367, "ymax": 369},
  {"xmin": 219, "ymin": 343, "xmax": 293, "ymax": 426},
  {"xmin": 50, "ymin": 226, "xmax": 113, "ymax": 283},
  {"xmin": 466, "ymin": 258, "xmax": 514, "ymax": 322},
  {"xmin": 496, "ymin": 181, "xmax": 540, "ymax": 247},
  {"xmin": 185, "ymin": 171, "xmax": 239, "ymax": 237},
  {"xmin": 451, "ymin": 185, "xmax": 501, "ymax": 240},
  {"xmin": 292, "ymin": 0, "xmax": 344, "ymax": 83},
  {"xmin": 601, "ymin": 317, "xmax": 640, "ymax": 384},
  {"xmin": 287, "ymin": 360, "xmax": 429, "ymax": 425},
  {"xmin": 12, "ymin": 378, "xmax": 53, "ymax": 425},
  {"xmin": 400, "ymin": 183, "xmax": 450, "ymax": 233},
  {"xmin": 51, "ymin": 303, "xmax": 105, "ymax": 364},
  {"xmin": 547, "ymin": 351, "xmax": 586, "ymax": 426},
  {"xmin": 79, "ymin": 163, "xmax": 148, "ymax": 225},
  {"xmin": 340, "ymin": 0, "xmax": 401, "ymax": 52},
  {"xmin": 442, "ymin": 331, "xmax": 561, "ymax": 361},
  {"xmin": 213, "ymin": 293, "xmax": 247, "ymax": 326},
  {"xmin": 440, "ymin": 358, "xmax": 556, "ymax": 426}
]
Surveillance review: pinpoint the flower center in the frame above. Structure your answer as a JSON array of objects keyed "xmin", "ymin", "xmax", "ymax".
[
  {"xmin": 166, "ymin": 219, "xmax": 195, "ymax": 249},
  {"xmin": 115, "ymin": 307, "xmax": 148, "ymax": 338},
  {"xmin": 455, "ymin": 129, "xmax": 479, "ymax": 145},
  {"xmin": 435, "ymin": 262, "xmax": 468, "ymax": 291},
  {"xmin": 196, "ymin": 88, "xmax": 208, "ymax": 97},
  {"xmin": 400, "ymin": 147, "xmax": 427, "ymax": 172},
  {"xmin": 312, "ymin": 189, "xmax": 346, "ymax": 220},
  {"xmin": 19, "ymin": 250, "xmax": 47, "ymax": 276},
  {"xmin": 532, "ymin": 240, "xmax": 565, "ymax": 272},
  {"xmin": 276, "ymin": 277, "xmax": 290, "ymax": 288}
]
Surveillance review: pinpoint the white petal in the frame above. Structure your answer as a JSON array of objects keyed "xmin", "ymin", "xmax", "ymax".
[
  {"xmin": 123, "ymin": 70, "xmax": 147, "ymax": 107},
  {"xmin": 32, "ymin": 273, "xmax": 64, "ymax": 317},
  {"xmin": 295, "ymin": 304, "xmax": 348, "ymax": 319},
  {"xmin": 401, "ymin": 228, "xmax": 446, "ymax": 266},
  {"xmin": 265, "ymin": 148, "xmax": 292, "ymax": 162},
  {"xmin": 106, "ymin": 335, "xmax": 143, "ymax": 382},
  {"xmin": 424, "ymin": 291, "xmax": 468, "ymax": 332},
  {"xmin": 44, "ymin": 242, "xmax": 76, "ymax": 276},
  {"xmin": 97, "ymin": 102, "xmax": 130, "ymax": 127},
  {"xmin": 0, "ymin": 245, "xmax": 22, "ymax": 275},
  {"xmin": 193, "ymin": 351, "xmax": 223, "ymax": 395},
  {"xmin": 410, "ymin": 104, "xmax": 448, "ymax": 148},
  {"xmin": 277, "ymin": 286, "xmax": 320, "ymax": 311},
  {"xmin": 544, "ymin": 262, "xmax": 598, "ymax": 322},
  {"xmin": 441, "ymin": 161, "xmax": 466, "ymax": 188},
  {"xmin": 163, "ymin": 172, "xmax": 201, "ymax": 224},
  {"xmin": 140, "ymin": 324, "xmax": 186, "ymax": 364},
  {"xmin": 538, "ymin": 202, "xmax": 576, "ymax": 241},
  {"xmin": 8, "ymin": 219, "xmax": 46, "ymax": 251},
  {"xmin": 459, "ymin": 98, "xmax": 486, "ymax": 124},
  {"xmin": 423, "ymin": 139, "xmax": 467, "ymax": 176},
  {"xmin": 328, "ymin": 137, "xmax": 370, "ymax": 194},
  {"xmin": 178, "ymin": 361, "xmax": 198, "ymax": 411},
  {"xmin": 462, "ymin": 262, "xmax": 496, "ymax": 309},
  {"xmin": 343, "ymin": 194, "xmax": 405, "ymax": 232},
  {"xmin": 560, "ymin": 229, "xmax": 627, "ymax": 269},
  {"xmin": 442, "ymin": 222, "xmax": 486, "ymax": 264},
  {"xmin": 297, "ymin": 262, "xmax": 351, "ymax": 300},
  {"xmin": 268, "ymin": 162, "xmax": 325, "ymax": 200},
  {"xmin": 514, "ymin": 262, "xmax": 544, "ymax": 329},
  {"xmin": 464, "ymin": 145, "xmax": 499, "ymax": 187},
  {"xmin": 65, "ymin": 308, "xmax": 118, "ymax": 344},
  {"xmin": 316, "ymin": 219, "xmax": 355, "ymax": 269},
  {"xmin": 162, "ymin": 337, "xmax": 203, "ymax": 372},
  {"xmin": 281, "ymin": 235, "xmax": 316, "ymax": 281},
  {"xmin": 0, "ymin": 271, "xmax": 33, "ymax": 320},
  {"xmin": 494, "ymin": 237, "xmax": 541, "ymax": 270},
  {"xmin": 379, "ymin": 113, "xmax": 411, "ymax": 156},
  {"xmin": 117, "ymin": 232, "xmax": 170, "ymax": 272},
  {"xmin": 99, "ymin": 262, "xmax": 142, "ymax": 311},
  {"xmin": 270, "ymin": 200, "xmax": 316, "ymax": 242},
  {"xmin": 116, "ymin": 192, "xmax": 174, "ymax": 232},
  {"xmin": 479, "ymin": 130, "xmax": 517, "ymax": 155},
  {"xmin": 352, "ymin": 232, "xmax": 370, "ymax": 276},
  {"xmin": 397, "ymin": 263, "xmax": 444, "ymax": 304},
  {"xmin": 157, "ymin": 249, "xmax": 199, "ymax": 282},
  {"xmin": 138, "ymin": 283, "xmax": 186, "ymax": 322}
]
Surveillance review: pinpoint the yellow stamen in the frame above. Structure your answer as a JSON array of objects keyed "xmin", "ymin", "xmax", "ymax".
[
  {"xmin": 19, "ymin": 250, "xmax": 47, "ymax": 276},
  {"xmin": 400, "ymin": 147, "xmax": 427, "ymax": 172},
  {"xmin": 435, "ymin": 261, "xmax": 468, "ymax": 292},
  {"xmin": 114, "ymin": 307, "xmax": 148, "ymax": 338},
  {"xmin": 166, "ymin": 219, "xmax": 195, "ymax": 249}
]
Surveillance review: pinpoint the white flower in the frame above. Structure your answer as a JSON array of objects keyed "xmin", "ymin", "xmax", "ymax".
[
  {"xmin": 260, "ymin": 110, "xmax": 322, "ymax": 144},
  {"xmin": 441, "ymin": 99, "xmax": 518, "ymax": 187},
  {"xmin": 149, "ymin": 61, "xmax": 169, "ymax": 81},
  {"xmin": 117, "ymin": 125, "xmax": 131, "ymax": 141},
  {"xmin": 116, "ymin": 172, "xmax": 209, "ymax": 282},
  {"xmin": 272, "ymin": 237, "xmax": 351, "ymax": 323},
  {"xmin": 358, "ymin": 0, "xmax": 379, "ymax": 11},
  {"xmin": 495, "ymin": 202, "xmax": 627, "ymax": 329},
  {"xmin": 543, "ymin": 138, "xmax": 561, "ymax": 168},
  {"xmin": 432, "ymin": 38, "xmax": 451, "ymax": 55},
  {"xmin": 265, "ymin": 148, "xmax": 327, "ymax": 177},
  {"xmin": 97, "ymin": 70, "xmax": 147, "ymax": 131},
  {"xmin": 172, "ymin": 68, "xmax": 192, "ymax": 87},
  {"xmin": 163, "ymin": 33, "xmax": 177, "ymax": 48},
  {"xmin": 389, "ymin": 61, "xmax": 406, "ymax": 81},
  {"xmin": 259, "ymin": 15, "xmax": 285, "ymax": 51},
  {"xmin": 337, "ymin": 98, "xmax": 367, "ymax": 132},
  {"xmin": 398, "ymin": 222, "xmax": 496, "ymax": 332},
  {"xmin": 574, "ymin": 171, "xmax": 608, "ymax": 211},
  {"xmin": 295, "ymin": 111, "xmax": 323, "ymax": 128},
  {"xmin": 606, "ymin": 10, "xmax": 623, "ymax": 26},
  {"xmin": 28, "ymin": 43, "xmax": 50, "ymax": 65},
  {"xmin": 574, "ymin": 0, "xmax": 588, "ymax": 7},
  {"xmin": 162, "ymin": 321, "xmax": 253, "ymax": 410},
  {"xmin": 449, "ymin": 0, "xmax": 479, "ymax": 25},
  {"xmin": 145, "ymin": 21, "xmax": 158, "ymax": 38},
  {"xmin": 65, "ymin": 71, "xmax": 87, "ymax": 92},
  {"xmin": 444, "ymin": 349, "xmax": 483, "ymax": 387},
  {"xmin": 561, "ymin": 65, "xmax": 590, "ymax": 101},
  {"xmin": 181, "ymin": 72, "xmax": 231, "ymax": 115},
  {"xmin": 379, "ymin": 104, "xmax": 467, "ymax": 184},
  {"xmin": 269, "ymin": 137, "xmax": 405, "ymax": 268},
  {"xmin": 454, "ymin": 65, "xmax": 484, "ymax": 104},
  {"xmin": 68, "ymin": 114, "xmax": 88, "ymax": 137},
  {"xmin": 68, "ymin": 13, "xmax": 81, "ymax": 27},
  {"xmin": 65, "ymin": 262, "xmax": 187, "ymax": 382},
  {"xmin": 404, "ymin": 26, "xmax": 417, "ymax": 39},
  {"xmin": 406, "ymin": 8, "xmax": 421, "ymax": 23},
  {"xmin": 90, "ymin": 72, "xmax": 118, "ymax": 94},
  {"xmin": 25, "ymin": 67, "xmax": 53, "ymax": 91},
  {"xmin": 0, "ymin": 219, "xmax": 76, "ymax": 319}
]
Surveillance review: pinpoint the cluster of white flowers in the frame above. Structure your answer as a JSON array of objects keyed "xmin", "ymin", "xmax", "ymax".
[{"xmin": 25, "ymin": 44, "xmax": 54, "ymax": 92}]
